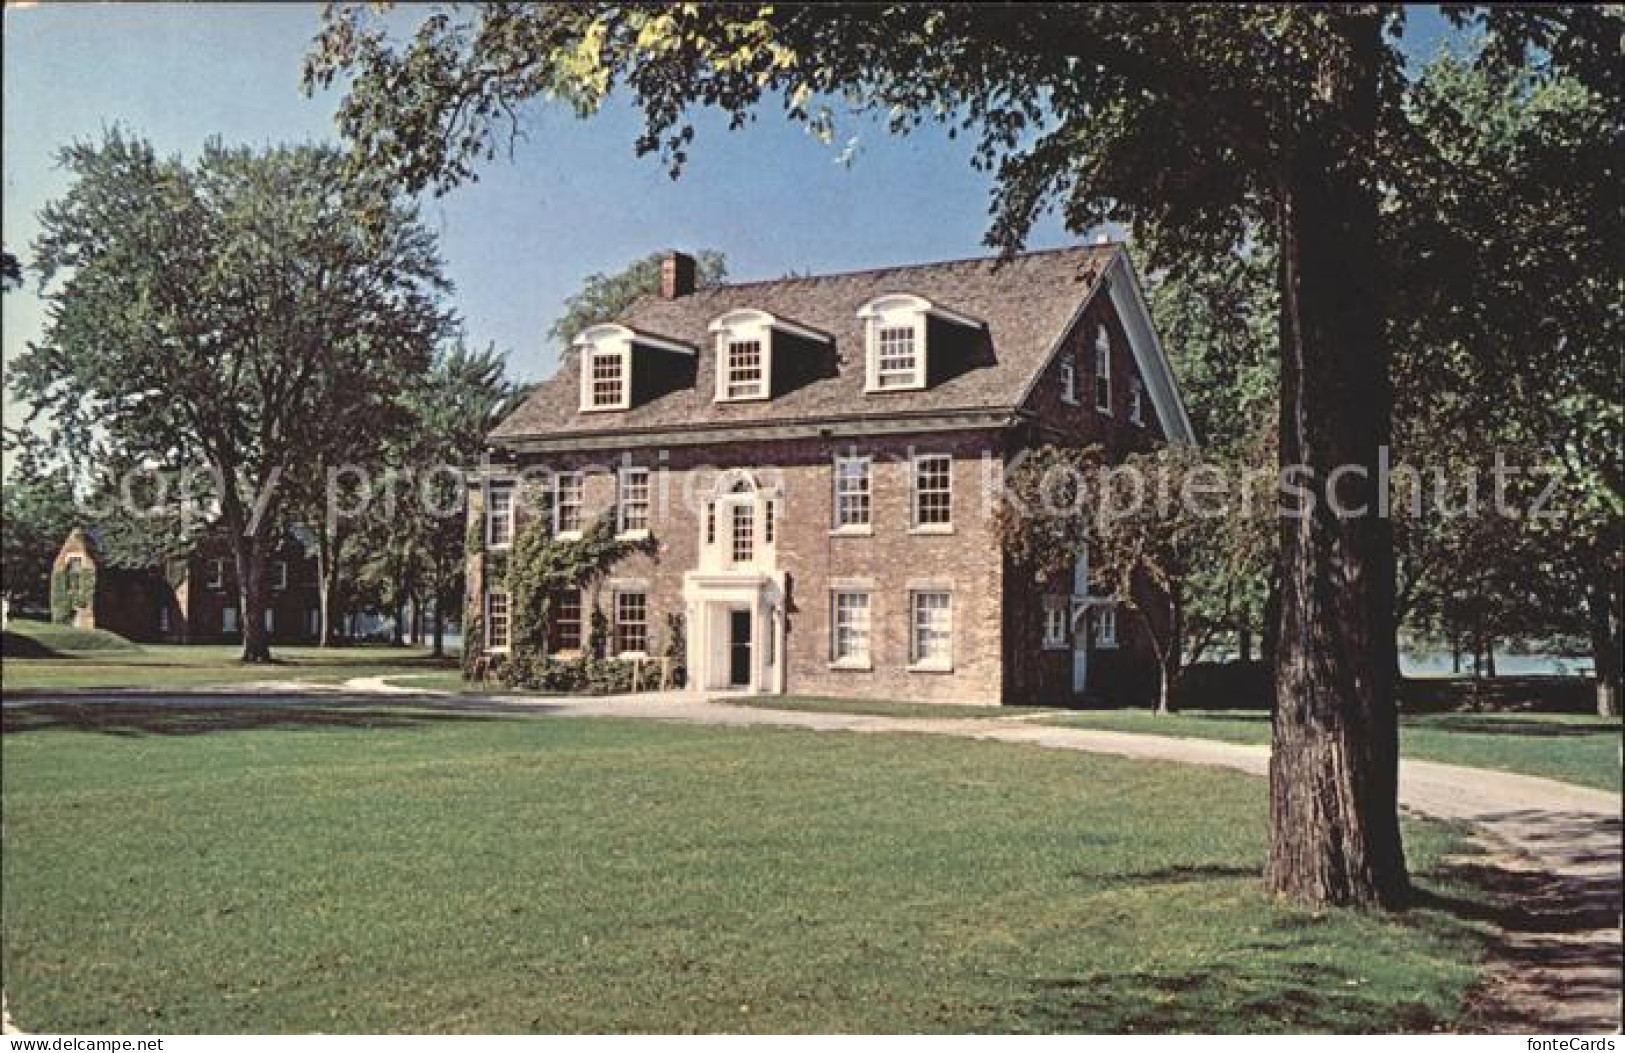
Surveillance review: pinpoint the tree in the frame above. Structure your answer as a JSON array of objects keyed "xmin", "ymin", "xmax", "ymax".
[
  {"xmin": 10, "ymin": 131, "xmax": 452, "ymax": 661},
  {"xmin": 307, "ymin": 4, "xmax": 1618, "ymax": 908},
  {"xmin": 548, "ymin": 250, "xmax": 727, "ymax": 351},
  {"xmin": 0, "ymin": 447, "xmax": 78, "ymax": 608},
  {"xmin": 1, "ymin": 248, "xmax": 21, "ymax": 292}
]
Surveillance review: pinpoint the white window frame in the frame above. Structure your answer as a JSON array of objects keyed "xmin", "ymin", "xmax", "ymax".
[
  {"xmin": 1060, "ymin": 357, "xmax": 1079, "ymax": 405},
  {"xmin": 486, "ymin": 481, "xmax": 516, "ymax": 549},
  {"xmin": 1043, "ymin": 603, "xmax": 1069, "ymax": 649},
  {"xmin": 859, "ymin": 296, "xmax": 927, "ymax": 393},
  {"xmin": 263, "ymin": 607, "xmax": 274, "ymax": 633},
  {"xmin": 617, "ymin": 467, "xmax": 651, "ymax": 535},
  {"xmin": 722, "ymin": 337, "xmax": 767, "ymax": 400},
  {"xmin": 586, "ymin": 347, "xmax": 629, "ymax": 410},
  {"xmin": 1094, "ymin": 326, "xmax": 1113, "ymax": 414},
  {"xmin": 613, "ymin": 590, "xmax": 649, "ymax": 657},
  {"xmin": 909, "ymin": 589, "xmax": 954, "ymax": 672},
  {"xmin": 830, "ymin": 589, "xmax": 873, "ymax": 669},
  {"xmin": 553, "ymin": 471, "xmax": 584, "ymax": 538},
  {"xmin": 271, "ymin": 560, "xmax": 289, "ymax": 591},
  {"xmin": 208, "ymin": 558, "xmax": 226, "ymax": 591},
  {"xmin": 910, "ymin": 452, "xmax": 954, "ymax": 533},
  {"xmin": 485, "ymin": 589, "xmax": 511, "ymax": 653},
  {"xmin": 222, "ymin": 606, "xmax": 239, "ymax": 634},
  {"xmin": 832, "ymin": 455, "xmax": 872, "ymax": 533},
  {"xmin": 730, "ymin": 502, "xmax": 756, "ymax": 566},
  {"xmin": 1095, "ymin": 604, "xmax": 1119, "ymax": 649},
  {"xmin": 1129, "ymin": 377, "xmax": 1145, "ymax": 426},
  {"xmin": 158, "ymin": 605, "xmax": 170, "ymax": 633},
  {"xmin": 708, "ymin": 309, "xmax": 831, "ymax": 404}
]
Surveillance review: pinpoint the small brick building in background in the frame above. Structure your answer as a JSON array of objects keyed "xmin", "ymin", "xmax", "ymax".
[{"xmin": 468, "ymin": 242, "xmax": 1195, "ymax": 706}]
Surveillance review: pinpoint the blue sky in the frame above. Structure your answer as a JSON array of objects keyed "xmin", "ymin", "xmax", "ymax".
[{"xmin": 3, "ymin": 3, "xmax": 1459, "ymax": 429}]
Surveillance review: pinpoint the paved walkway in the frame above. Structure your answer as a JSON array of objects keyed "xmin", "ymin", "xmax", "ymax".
[{"xmin": 4, "ymin": 685, "xmax": 1618, "ymax": 1032}]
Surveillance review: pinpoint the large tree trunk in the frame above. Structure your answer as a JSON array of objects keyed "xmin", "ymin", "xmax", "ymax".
[
  {"xmin": 232, "ymin": 532, "xmax": 273, "ymax": 663},
  {"xmin": 315, "ymin": 524, "xmax": 345, "ymax": 647},
  {"xmin": 432, "ymin": 592, "xmax": 447, "ymax": 659},
  {"xmin": 1590, "ymin": 572, "xmax": 1622, "ymax": 717},
  {"xmin": 1265, "ymin": 14, "xmax": 1408, "ymax": 910}
]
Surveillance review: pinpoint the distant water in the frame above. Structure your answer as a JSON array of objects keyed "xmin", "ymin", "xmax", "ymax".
[{"xmin": 1401, "ymin": 651, "xmax": 1594, "ymax": 678}]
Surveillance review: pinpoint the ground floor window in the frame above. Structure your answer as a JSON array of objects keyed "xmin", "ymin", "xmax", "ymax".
[
  {"xmin": 158, "ymin": 606, "xmax": 170, "ymax": 634},
  {"xmin": 553, "ymin": 589, "xmax": 583, "ymax": 653},
  {"xmin": 1094, "ymin": 605, "xmax": 1118, "ymax": 648},
  {"xmin": 909, "ymin": 591, "xmax": 953, "ymax": 670},
  {"xmin": 831, "ymin": 591, "xmax": 871, "ymax": 666},
  {"xmin": 1043, "ymin": 603, "xmax": 1068, "ymax": 649},
  {"xmin": 614, "ymin": 591, "xmax": 648, "ymax": 655},
  {"xmin": 222, "ymin": 606, "xmax": 239, "ymax": 633},
  {"xmin": 264, "ymin": 608, "xmax": 274, "ymax": 633},
  {"xmin": 486, "ymin": 590, "xmax": 511, "ymax": 651}
]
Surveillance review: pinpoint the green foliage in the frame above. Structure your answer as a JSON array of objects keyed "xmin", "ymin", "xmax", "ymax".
[
  {"xmin": 586, "ymin": 604, "xmax": 609, "ymax": 661},
  {"xmin": 48, "ymin": 560, "xmax": 95, "ymax": 625},
  {"xmin": 1, "ymin": 450, "xmax": 78, "ymax": 606},
  {"xmin": 547, "ymin": 250, "xmax": 727, "ymax": 352},
  {"xmin": 664, "ymin": 612, "xmax": 687, "ymax": 688},
  {"xmin": 2, "ymin": 617, "xmax": 138, "ymax": 655}
]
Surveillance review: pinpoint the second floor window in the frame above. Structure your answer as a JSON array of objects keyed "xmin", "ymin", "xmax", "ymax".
[
  {"xmin": 834, "ymin": 456, "xmax": 871, "ymax": 529},
  {"xmin": 913, "ymin": 453, "xmax": 953, "ymax": 529},
  {"xmin": 554, "ymin": 472, "xmax": 584, "ymax": 535},
  {"xmin": 209, "ymin": 558, "xmax": 226, "ymax": 591},
  {"xmin": 1095, "ymin": 605, "xmax": 1119, "ymax": 648},
  {"xmin": 618, "ymin": 468, "xmax": 650, "ymax": 533},
  {"xmin": 272, "ymin": 560, "xmax": 289, "ymax": 591},
  {"xmin": 1043, "ymin": 605, "xmax": 1069, "ymax": 648},
  {"xmin": 589, "ymin": 350, "xmax": 625, "ymax": 408},
  {"xmin": 1061, "ymin": 358, "xmax": 1078, "ymax": 404},
  {"xmin": 731, "ymin": 503, "xmax": 755, "ymax": 564},
  {"xmin": 1129, "ymin": 378, "xmax": 1145, "ymax": 426},
  {"xmin": 724, "ymin": 339, "xmax": 766, "ymax": 399},
  {"xmin": 487, "ymin": 483, "xmax": 515, "ymax": 548},
  {"xmin": 1094, "ymin": 327, "xmax": 1112, "ymax": 413},
  {"xmin": 614, "ymin": 591, "xmax": 648, "ymax": 654}
]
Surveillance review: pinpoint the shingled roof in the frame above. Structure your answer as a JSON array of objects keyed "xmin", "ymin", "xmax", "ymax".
[{"xmin": 490, "ymin": 242, "xmax": 1120, "ymax": 447}]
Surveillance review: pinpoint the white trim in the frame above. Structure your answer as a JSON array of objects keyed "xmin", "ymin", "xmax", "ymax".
[
  {"xmin": 1093, "ymin": 325, "xmax": 1113, "ymax": 415},
  {"xmin": 1060, "ymin": 357, "xmax": 1078, "ymax": 405},
  {"xmin": 1094, "ymin": 604, "xmax": 1119, "ymax": 649},
  {"xmin": 1043, "ymin": 601, "xmax": 1069, "ymax": 650},
  {"xmin": 707, "ymin": 308, "xmax": 832, "ymax": 345},
  {"xmin": 1107, "ymin": 252, "xmax": 1198, "ymax": 443},
  {"xmin": 573, "ymin": 323, "xmax": 697, "ymax": 413},
  {"xmin": 910, "ymin": 451, "xmax": 954, "ymax": 532},
  {"xmin": 856, "ymin": 292, "xmax": 985, "ymax": 330},
  {"xmin": 552, "ymin": 471, "xmax": 584, "ymax": 537},
  {"xmin": 616, "ymin": 466, "xmax": 651, "ymax": 535},
  {"xmin": 485, "ymin": 480, "xmax": 516, "ymax": 550},
  {"xmin": 829, "ymin": 588, "xmax": 873, "ymax": 669},
  {"xmin": 907, "ymin": 588, "xmax": 955, "ymax": 672},
  {"xmin": 271, "ymin": 560, "xmax": 289, "ymax": 591},
  {"xmin": 484, "ymin": 588, "xmax": 511, "ymax": 653},
  {"xmin": 832, "ymin": 453, "xmax": 873, "ymax": 530}
]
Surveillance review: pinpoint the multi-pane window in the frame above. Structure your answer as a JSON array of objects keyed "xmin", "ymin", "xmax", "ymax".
[
  {"xmin": 875, "ymin": 325, "xmax": 919, "ymax": 388},
  {"xmin": 554, "ymin": 472, "xmax": 584, "ymax": 535},
  {"xmin": 553, "ymin": 589, "xmax": 582, "ymax": 652},
  {"xmin": 158, "ymin": 605, "xmax": 170, "ymax": 634},
  {"xmin": 589, "ymin": 351, "xmax": 625, "ymax": 408},
  {"xmin": 618, "ymin": 468, "xmax": 651, "ymax": 533},
  {"xmin": 910, "ymin": 591, "xmax": 953, "ymax": 668},
  {"xmin": 1095, "ymin": 605, "xmax": 1118, "ymax": 648},
  {"xmin": 487, "ymin": 482, "xmax": 515, "ymax": 547},
  {"xmin": 1043, "ymin": 604, "xmax": 1069, "ymax": 648},
  {"xmin": 913, "ymin": 453, "xmax": 953, "ymax": 529},
  {"xmin": 724, "ymin": 339, "xmax": 766, "ymax": 399},
  {"xmin": 1061, "ymin": 358, "xmax": 1078, "ymax": 404},
  {"xmin": 834, "ymin": 456, "xmax": 871, "ymax": 529},
  {"xmin": 1094, "ymin": 328, "xmax": 1112, "ymax": 413},
  {"xmin": 1129, "ymin": 378, "xmax": 1145, "ymax": 426},
  {"xmin": 705, "ymin": 501, "xmax": 717, "ymax": 545},
  {"xmin": 764, "ymin": 499, "xmax": 776, "ymax": 544},
  {"xmin": 486, "ymin": 590, "xmax": 510, "ymax": 651},
  {"xmin": 731, "ymin": 503, "xmax": 755, "ymax": 564},
  {"xmin": 614, "ymin": 591, "xmax": 648, "ymax": 654},
  {"xmin": 831, "ymin": 591, "xmax": 872, "ymax": 665},
  {"xmin": 272, "ymin": 560, "xmax": 289, "ymax": 591}
]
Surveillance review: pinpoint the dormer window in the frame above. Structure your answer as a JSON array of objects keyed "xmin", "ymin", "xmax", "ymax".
[
  {"xmin": 574, "ymin": 323, "xmax": 694, "ymax": 413},
  {"xmin": 858, "ymin": 294, "xmax": 983, "ymax": 394},
  {"xmin": 708, "ymin": 309, "xmax": 830, "ymax": 403}
]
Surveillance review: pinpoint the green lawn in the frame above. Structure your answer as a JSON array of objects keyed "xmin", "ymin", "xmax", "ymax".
[
  {"xmin": 1, "ymin": 637, "xmax": 456, "ymax": 693},
  {"xmin": 1, "ymin": 706, "xmax": 1489, "ymax": 1033},
  {"xmin": 1042, "ymin": 709, "xmax": 1621, "ymax": 792},
  {"xmin": 726, "ymin": 696, "xmax": 1053, "ymax": 720},
  {"xmin": 2, "ymin": 618, "xmax": 141, "ymax": 654}
]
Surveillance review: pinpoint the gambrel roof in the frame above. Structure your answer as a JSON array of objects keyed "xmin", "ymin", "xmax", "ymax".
[{"xmin": 490, "ymin": 242, "xmax": 1193, "ymax": 450}]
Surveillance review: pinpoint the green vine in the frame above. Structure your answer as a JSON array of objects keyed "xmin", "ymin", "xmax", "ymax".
[{"xmin": 49, "ymin": 562, "xmax": 96, "ymax": 624}]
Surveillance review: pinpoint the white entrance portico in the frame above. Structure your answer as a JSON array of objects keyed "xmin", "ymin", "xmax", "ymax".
[{"xmin": 682, "ymin": 470, "xmax": 787, "ymax": 695}]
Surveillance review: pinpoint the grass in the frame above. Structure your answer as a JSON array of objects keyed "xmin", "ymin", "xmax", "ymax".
[
  {"xmin": 1041, "ymin": 709, "xmax": 1622, "ymax": 792},
  {"xmin": 1, "ymin": 640, "xmax": 456, "ymax": 693},
  {"xmin": 2, "ymin": 617, "xmax": 141, "ymax": 655},
  {"xmin": 1, "ymin": 706, "xmax": 1490, "ymax": 1033}
]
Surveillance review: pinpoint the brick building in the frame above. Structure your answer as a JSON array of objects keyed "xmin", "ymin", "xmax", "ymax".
[
  {"xmin": 468, "ymin": 243, "xmax": 1195, "ymax": 705},
  {"xmin": 50, "ymin": 526, "xmax": 321, "ymax": 644}
]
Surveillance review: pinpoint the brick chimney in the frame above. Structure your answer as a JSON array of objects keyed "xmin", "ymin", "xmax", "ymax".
[{"xmin": 660, "ymin": 250, "xmax": 697, "ymax": 299}]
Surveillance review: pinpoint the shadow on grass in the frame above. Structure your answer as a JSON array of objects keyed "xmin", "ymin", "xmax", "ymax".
[
  {"xmin": 0, "ymin": 700, "xmax": 520, "ymax": 738},
  {"xmin": 1406, "ymin": 715, "xmax": 1621, "ymax": 739}
]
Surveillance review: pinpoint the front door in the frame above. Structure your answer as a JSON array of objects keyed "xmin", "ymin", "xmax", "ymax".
[{"xmin": 729, "ymin": 609, "xmax": 753, "ymax": 687}]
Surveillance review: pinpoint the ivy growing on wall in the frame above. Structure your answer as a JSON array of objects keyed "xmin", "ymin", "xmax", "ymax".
[{"xmin": 49, "ymin": 562, "xmax": 96, "ymax": 624}]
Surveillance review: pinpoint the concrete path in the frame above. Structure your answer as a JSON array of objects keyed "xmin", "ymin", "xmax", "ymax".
[{"xmin": 3, "ymin": 686, "xmax": 1618, "ymax": 1032}]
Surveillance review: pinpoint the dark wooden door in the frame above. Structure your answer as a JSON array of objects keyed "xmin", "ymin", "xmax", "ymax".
[{"xmin": 729, "ymin": 610, "xmax": 752, "ymax": 686}]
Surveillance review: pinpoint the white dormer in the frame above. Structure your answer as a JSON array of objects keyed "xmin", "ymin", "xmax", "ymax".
[
  {"xmin": 574, "ymin": 323, "xmax": 694, "ymax": 412},
  {"xmin": 708, "ymin": 309, "xmax": 831, "ymax": 403},
  {"xmin": 857, "ymin": 294, "xmax": 983, "ymax": 394}
]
